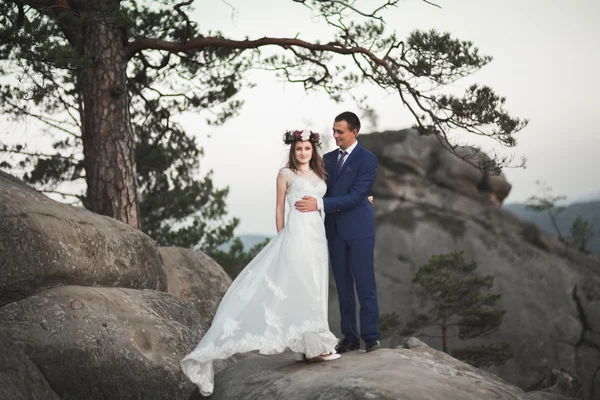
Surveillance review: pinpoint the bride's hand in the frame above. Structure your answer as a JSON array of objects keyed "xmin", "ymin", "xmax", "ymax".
[{"xmin": 368, "ymin": 196, "xmax": 374, "ymax": 203}]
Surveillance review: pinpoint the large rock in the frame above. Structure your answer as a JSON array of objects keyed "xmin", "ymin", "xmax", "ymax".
[
  {"xmin": 159, "ymin": 247, "xmax": 231, "ymax": 322},
  {"xmin": 0, "ymin": 285, "xmax": 218, "ymax": 400},
  {"xmin": 0, "ymin": 332, "xmax": 60, "ymax": 400},
  {"xmin": 325, "ymin": 130, "xmax": 600, "ymax": 399},
  {"xmin": 0, "ymin": 171, "xmax": 166, "ymax": 307},
  {"xmin": 361, "ymin": 129, "xmax": 512, "ymax": 204},
  {"xmin": 526, "ymin": 368, "xmax": 583, "ymax": 400},
  {"xmin": 210, "ymin": 339, "xmax": 535, "ymax": 399}
]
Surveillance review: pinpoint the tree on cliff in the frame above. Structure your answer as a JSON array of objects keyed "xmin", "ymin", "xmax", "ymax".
[
  {"xmin": 526, "ymin": 181, "xmax": 567, "ymax": 242},
  {"xmin": 381, "ymin": 252, "xmax": 512, "ymax": 367},
  {"xmin": 0, "ymin": 1, "xmax": 527, "ymax": 250},
  {"xmin": 525, "ymin": 181, "xmax": 597, "ymax": 255},
  {"xmin": 569, "ymin": 216, "xmax": 595, "ymax": 253}
]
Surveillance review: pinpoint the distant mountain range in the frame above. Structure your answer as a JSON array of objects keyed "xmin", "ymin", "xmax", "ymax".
[
  {"xmin": 504, "ymin": 200, "xmax": 600, "ymax": 254},
  {"xmin": 219, "ymin": 234, "xmax": 271, "ymax": 252}
]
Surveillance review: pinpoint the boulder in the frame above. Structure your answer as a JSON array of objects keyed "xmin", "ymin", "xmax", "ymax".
[
  {"xmin": 210, "ymin": 339, "xmax": 535, "ymax": 400},
  {"xmin": 361, "ymin": 129, "xmax": 512, "ymax": 204},
  {"xmin": 0, "ymin": 332, "xmax": 60, "ymax": 400},
  {"xmin": 526, "ymin": 369, "xmax": 584, "ymax": 400},
  {"xmin": 0, "ymin": 171, "xmax": 166, "ymax": 307},
  {"xmin": 159, "ymin": 247, "xmax": 231, "ymax": 322},
  {"xmin": 0, "ymin": 285, "xmax": 219, "ymax": 400}
]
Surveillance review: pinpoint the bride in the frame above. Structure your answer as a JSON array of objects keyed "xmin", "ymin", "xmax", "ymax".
[{"xmin": 180, "ymin": 129, "xmax": 341, "ymax": 396}]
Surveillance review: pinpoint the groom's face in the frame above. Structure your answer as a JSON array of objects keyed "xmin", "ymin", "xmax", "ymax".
[{"xmin": 332, "ymin": 120, "xmax": 358, "ymax": 151}]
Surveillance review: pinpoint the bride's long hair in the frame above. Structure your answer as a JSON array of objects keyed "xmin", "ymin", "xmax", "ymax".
[{"xmin": 286, "ymin": 140, "xmax": 328, "ymax": 181}]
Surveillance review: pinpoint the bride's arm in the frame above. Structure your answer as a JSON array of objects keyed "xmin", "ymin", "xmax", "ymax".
[{"xmin": 275, "ymin": 170, "xmax": 288, "ymax": 232}]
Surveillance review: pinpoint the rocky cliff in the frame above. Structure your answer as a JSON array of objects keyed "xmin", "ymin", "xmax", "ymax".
[{"xmin": 325, "ymin": 129, "xmax": 600, "ymax": 399}]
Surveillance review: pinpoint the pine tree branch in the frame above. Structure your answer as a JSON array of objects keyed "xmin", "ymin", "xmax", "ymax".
[
  {"xmin": 421, "ymin": 0, "xmax": 441, "ymax": 9},
  {"xmin": 173, "ymin": 0, "xmax": 195, "ymax": 41},
  {"xmin": 221, "ymin": 0, "xmax": 239, "ymax": 22},
  {"xmin": 292, "ymin": 0, "xmax": 436, "ymax": 20},
  {"xmin": 1, "ymin": 147, "xmax": 75, "ymax": 160},
  {"xmin": 318, "ymin": 0, "xmax": 401, "ymax": 21},
  {"xmin": 126, "ymin": 35, "xmax": 392, "ymax": 73},
  {"xmin": 138, "ymin": 52, "xmax": 172, "ymax": 70},
  {"xmin": 21, "ymin": 68, "xmax": 81, "ymax": 127},
  {"xmin": 6, "ymin": 0, "xmax": 84, "ymax": 52},
  {"xmin": 4, "ymin": 100, "xmax": 80, "ymax": 138}
]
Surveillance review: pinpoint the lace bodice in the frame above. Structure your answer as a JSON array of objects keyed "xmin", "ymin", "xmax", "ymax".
[{"xmin": 281, "ymin": 168, "xmax": 327, "ymax": 207}]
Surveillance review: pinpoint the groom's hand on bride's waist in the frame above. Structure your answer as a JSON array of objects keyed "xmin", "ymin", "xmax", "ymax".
[{"xmin": 294, "ymin": 196, "xmax": 318, "ymax": 212}]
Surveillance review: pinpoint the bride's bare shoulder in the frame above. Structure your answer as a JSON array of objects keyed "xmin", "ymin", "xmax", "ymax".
[
  {"xmin": 279, "ymin": 167, "xmax": 297, "ymax": 176},
  {"xmin": 277, "ymin": 168, "xmax": 294, "ymax": 182}
]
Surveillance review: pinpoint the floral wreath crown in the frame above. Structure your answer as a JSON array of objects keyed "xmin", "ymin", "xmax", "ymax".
[{"xmin": 282, "ymin": 129, "xmax": 322, "ymax": 147}]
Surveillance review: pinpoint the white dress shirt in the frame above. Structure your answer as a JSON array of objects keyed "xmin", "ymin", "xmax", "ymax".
[{"xmin": 317, "ymin": 140, "xmax": 359, "ymax": 211}]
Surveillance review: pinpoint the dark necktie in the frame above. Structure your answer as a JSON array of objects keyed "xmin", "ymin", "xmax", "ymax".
[{"xmin": 336, "ymin": 150, "xmax": 348, "ymax": 171}]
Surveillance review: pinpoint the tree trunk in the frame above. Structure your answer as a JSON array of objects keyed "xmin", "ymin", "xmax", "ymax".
[
  {"xmin": 441, "ymin": 314, "xmax": 448, "ymax": 353},
  {"xmin": 80, "ymin": 17, "xmax": 140, "ymax": 229},
  {"xmin": 549, "ymin": 211, "xmax": 563, "ymax": 240}
]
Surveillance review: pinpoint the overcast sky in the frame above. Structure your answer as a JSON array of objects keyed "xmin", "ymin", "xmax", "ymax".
[
  {"xmin": 2, "ymin": 0, "xmax": 599, "ymax": 237},
  {"xmin": 184, "ymin": 0, "xmax": 600, "ymax": 236}
]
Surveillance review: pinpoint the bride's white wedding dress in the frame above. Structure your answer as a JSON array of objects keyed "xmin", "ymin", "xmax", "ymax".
[{"xmin": 180, "ymin": 168, "xmax": 338, "ymax": 396}]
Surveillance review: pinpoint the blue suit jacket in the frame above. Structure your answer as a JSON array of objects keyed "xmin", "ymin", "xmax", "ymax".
[{"xmin": 323, "ymin": 143, "xmax": 378, "ymax": 240}]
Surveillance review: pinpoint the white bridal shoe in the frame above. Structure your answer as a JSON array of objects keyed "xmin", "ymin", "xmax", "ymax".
[
  {"xmin": 313, "ymin": 351, "xmax": 341, "ymax": 361},
  {"xmin": 295, "ymin": 351, "xmax": 341, "ymax": 362}
]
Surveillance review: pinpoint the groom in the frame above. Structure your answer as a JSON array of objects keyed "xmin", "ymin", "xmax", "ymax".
[{"xmin": 295, "ymin": 111, "xmax": 380, "ymax": 353}]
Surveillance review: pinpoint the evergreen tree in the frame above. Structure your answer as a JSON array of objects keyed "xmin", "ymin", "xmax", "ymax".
[
  {"xmin": 569, "ymin": 216, "xmax": 595, "ymax": 253},
  {"xmin": 382, "ymin": 252, "xmax": 512, "ymax": 367},
  {"xmin": 0, "ymin": 1, "xmax": 527, "ymax": 250},
  {"xmin": 526, "ymin": 180, "xmax": 567, "ymax": 241}
]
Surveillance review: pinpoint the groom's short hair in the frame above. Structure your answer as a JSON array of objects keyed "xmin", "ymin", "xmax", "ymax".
[{"xmin": 335, "ymin": 111, "xmax": 361, "ymax": 134}]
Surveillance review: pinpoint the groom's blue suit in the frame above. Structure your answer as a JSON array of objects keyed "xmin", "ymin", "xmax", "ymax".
[{"xmin": 322, "ymin": 142, "xmax": 380, "ymax": 342}]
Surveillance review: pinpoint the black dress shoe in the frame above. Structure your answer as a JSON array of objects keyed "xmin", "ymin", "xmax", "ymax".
[
  {"xmin": 335, "ymin": 338, "xmax": 360, "ymax": 354},
  {"xmin": 365, "ymin": 339, "xmax": 381, "ymax": 352}
]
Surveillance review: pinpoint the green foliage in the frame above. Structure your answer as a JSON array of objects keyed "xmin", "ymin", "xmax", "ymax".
[
  {"xmin": 380, "ymin": 311, "xmax": 428, "ymax": 339},
  {"xmin": 0, "ymin": 1, "xmax": 243, "ymax": 250},
  {"xmin": 526, "ymin": 180, "xmax": 567, "ymax": 240},
  {"xmin": 507, "ymin": 200, "xmax": 600, "ymax": 255},
  {"xmin": 208, "ymin": 237, "xmax": 271, "ymax": 279},
  {"xmin": 524, "ymin": 180, "xmax": 598, "ymax": 255},
  {"xmin": 412, "ymin": 252, "xmax": 503, "ymax": 330},
  {"xmin": 385, "ymin": 251, "xmax": 511, "ymax": 367},
  {"xmin": 379, "ymin": 311, "xmax": 402, "ymax": 339},
  {"xmin": 569, "ymin": 216, "xmax": 595, "ymax": 253}
]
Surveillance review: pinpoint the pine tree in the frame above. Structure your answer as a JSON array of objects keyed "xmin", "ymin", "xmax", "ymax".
[
  {"xmin": 569, "ymin": 216, "xmax": 595, "ymax": 253},
  {"xmin": 387, "ymin": 252, "xmax": 512, "ymax": 367},
  {"xmin": 0, "ymin": 1, "xmax": 527, "ymax": 249},
  {"xmin": 526, "ymin": 181, "xmax": 567, "ymax": 241}
]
